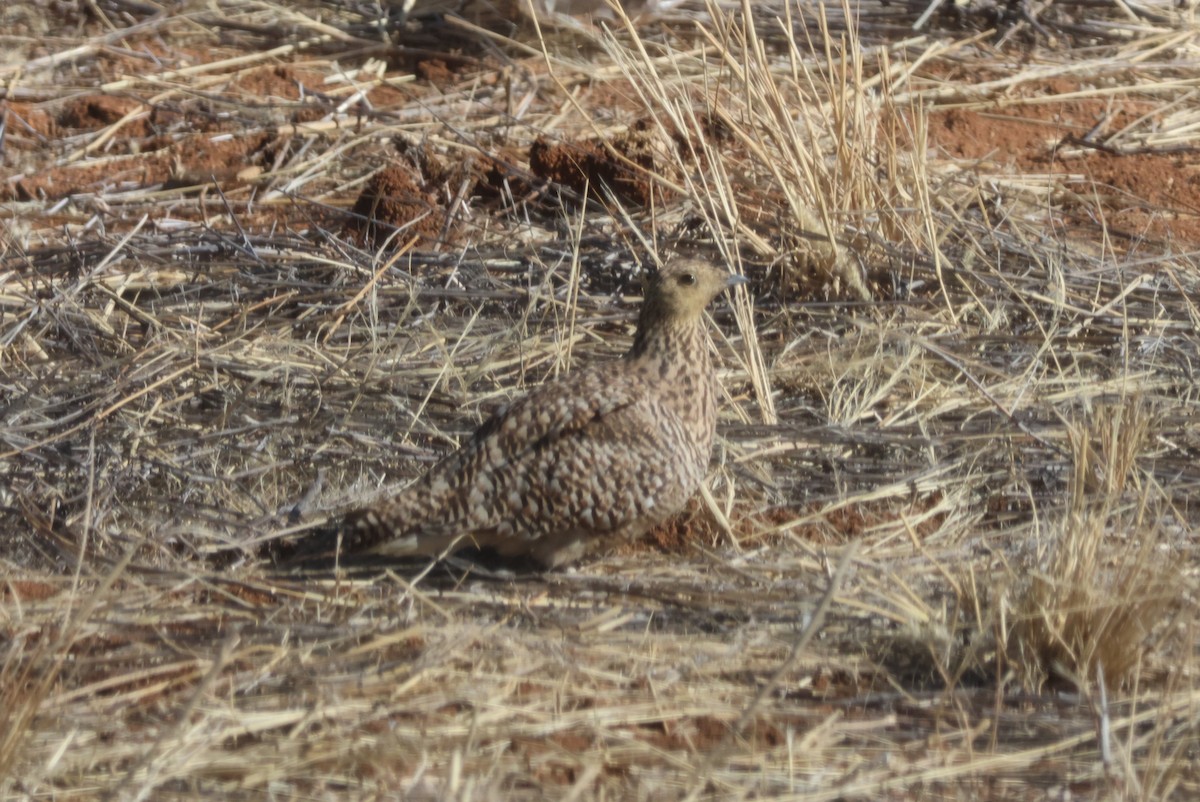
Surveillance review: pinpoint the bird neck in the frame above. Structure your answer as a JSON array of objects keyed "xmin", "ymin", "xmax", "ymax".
[
  {"xmin": 628, "ymin": 307, "xmax": 700, "ymax": 357},
  {"xmin": 626, "ymin": 311, "xmax": 717, "ymax": 453},
  {"xmin": 627, "ymin": 313, "xmax": 707, "ymax": 366}
]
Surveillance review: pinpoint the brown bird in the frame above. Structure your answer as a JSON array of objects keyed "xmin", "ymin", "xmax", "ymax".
[{"xmin": 334, "ymin": 258, "xmax": 745, "ymax": 568}]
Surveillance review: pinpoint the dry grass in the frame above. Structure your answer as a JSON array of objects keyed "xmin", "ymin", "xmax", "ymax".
[{"xmin": 2, "ymin": 0, "xmax": 1199, "ymax": 799}]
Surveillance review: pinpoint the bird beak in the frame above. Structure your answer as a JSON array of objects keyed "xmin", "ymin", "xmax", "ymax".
[{"xmin": 725, "ymin": 273, "xmax": 749, "ymax": 288}]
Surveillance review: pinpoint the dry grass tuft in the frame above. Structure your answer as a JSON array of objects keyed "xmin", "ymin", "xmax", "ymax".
[
  {"xmin": 602, "ymin": 0, "xmax": 932, "ymax": 301},
  {"xmin": 1005, "ymin": 400, "xmax": 1187, "ymax": 692}
]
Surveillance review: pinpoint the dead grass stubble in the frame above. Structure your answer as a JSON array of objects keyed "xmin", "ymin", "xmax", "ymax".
[{"xmin": 1004, "ymin": 401, "xmax": 1187, "ymax": 692}]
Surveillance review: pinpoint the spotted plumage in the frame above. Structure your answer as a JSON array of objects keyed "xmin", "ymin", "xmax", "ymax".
[{"xmin": 337, "ymin": 258, "xmax": 744, "ymax": 568}]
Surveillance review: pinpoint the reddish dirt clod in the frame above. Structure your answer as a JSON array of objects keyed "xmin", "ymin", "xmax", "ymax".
[
  {"xmin": 346, "ymin": 163, "xmax": 447, "ymax": 247},
  {"xmin": 528, "ymin": 120, "xmax": 667, "ymax": 207}
]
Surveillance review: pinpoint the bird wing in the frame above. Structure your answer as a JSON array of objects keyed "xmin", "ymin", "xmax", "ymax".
[
  {"xmin": 449, "ymin": 361, "xmax": 644, "ymax": 476},
  {"xmin": 343, "ymin": 362, "xmax": 663, "ymax": 553}
]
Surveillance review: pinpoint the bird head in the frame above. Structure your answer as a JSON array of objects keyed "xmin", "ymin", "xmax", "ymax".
[{"xmin": 642, "ymin": 258, "xmax": 746, "ymax": 323}]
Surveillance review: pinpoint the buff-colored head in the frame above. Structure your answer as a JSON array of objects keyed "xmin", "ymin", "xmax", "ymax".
[{"xmin": 641, "ymin": 258, "xmax": 746, "ymax": 324}]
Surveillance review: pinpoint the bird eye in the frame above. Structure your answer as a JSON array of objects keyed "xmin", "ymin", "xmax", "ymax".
[{"xmin": 677, "ymin": 272, "xmax": 697, "ymax": 286}]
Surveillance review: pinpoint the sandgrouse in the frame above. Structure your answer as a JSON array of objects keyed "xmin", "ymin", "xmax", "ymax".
[{"xmin": 335, "ymin": 258, "xmax": 744, "ymax": 568}]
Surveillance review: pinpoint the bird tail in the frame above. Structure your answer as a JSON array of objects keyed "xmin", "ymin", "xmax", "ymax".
[
  {"xmin": 262, "ymin": 507, "xmax": 408, "ymax": 567},
  {"xmin": 340, "ymin": 507, "xmax": 469, "ymax": 560},
  {"xmin": 266, "ymin": 500, "xmax": 471, "ymax": 567}
]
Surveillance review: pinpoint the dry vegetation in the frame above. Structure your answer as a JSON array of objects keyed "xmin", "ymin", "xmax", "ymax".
[{"xmin": 2, "ymin": 0, "xmax": 1199, "ymax": 798}]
